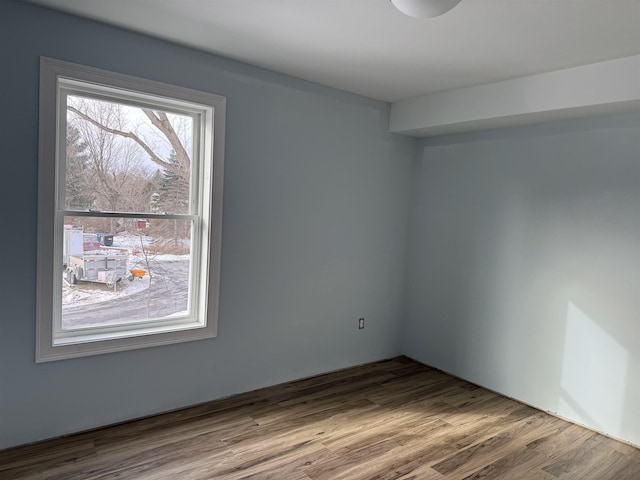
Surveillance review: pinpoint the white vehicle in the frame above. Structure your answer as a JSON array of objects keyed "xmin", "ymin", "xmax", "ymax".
[{"xmin": 62, "ymin": 227, "xmax": 83, "ymax": 266}]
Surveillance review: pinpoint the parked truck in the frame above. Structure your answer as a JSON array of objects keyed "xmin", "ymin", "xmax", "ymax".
[{"xmin": 64, "ymin": 231, "xmax": 129, "ymax": 287}]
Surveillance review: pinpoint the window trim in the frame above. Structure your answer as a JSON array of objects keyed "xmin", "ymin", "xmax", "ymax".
[{"xmin": 36, "ymin": 57, "xmax": 225, "ymax": 362}]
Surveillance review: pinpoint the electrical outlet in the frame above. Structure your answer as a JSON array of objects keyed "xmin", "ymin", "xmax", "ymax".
[{"xmin": 358, "ymin": 318, "xmax": 365, "ymax": 329}]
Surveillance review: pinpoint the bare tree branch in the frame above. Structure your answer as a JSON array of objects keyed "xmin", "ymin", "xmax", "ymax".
[
  {"xmin": 68, "ymin": 106, "xmax": 188, "ymax": 181},
  {"xmin": 142, "ymin": 109, "xmax": 191, "ymax": 174}
]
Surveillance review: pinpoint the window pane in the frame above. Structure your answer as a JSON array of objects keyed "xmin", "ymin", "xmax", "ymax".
[
  {"xmin": 65, "ymin": 95, "xmax": 193, "ymax": 214},
  {"xmin": 61, "ymin": 217, "xmax": 192, "ymax": 330}
]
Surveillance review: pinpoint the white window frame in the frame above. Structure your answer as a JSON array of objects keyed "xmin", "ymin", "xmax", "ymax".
[{"xmin": 36, "ymin": 57, "xmax": 225, "ymax": 362}]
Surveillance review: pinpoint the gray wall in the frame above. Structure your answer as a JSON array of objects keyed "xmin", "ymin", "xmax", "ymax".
[
  {"xmin": 0, "ymin": 1, "xmax": 416, "ymax": 449},
  {"xmin": 404, "ymin": 114, "xmax": 640, "ymax": 446},
  {"xmin": 3, "ymin": 0, "xmax": 639, "ymax": 453}
]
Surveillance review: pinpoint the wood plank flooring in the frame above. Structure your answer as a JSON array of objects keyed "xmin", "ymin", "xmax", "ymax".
[{"xmin": 1, "ymin": 357, "xmax": 639, "ymax": 479}]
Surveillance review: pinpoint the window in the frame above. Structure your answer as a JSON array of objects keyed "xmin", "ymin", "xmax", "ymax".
[{"xmin": 36, "ymin": 58, "xmax": 225, "ymax": 362}]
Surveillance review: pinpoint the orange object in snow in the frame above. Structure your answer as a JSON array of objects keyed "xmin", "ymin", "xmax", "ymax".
[{"xmin": 129, "ymin": 268, "xmax": 147, "ymax": 278}]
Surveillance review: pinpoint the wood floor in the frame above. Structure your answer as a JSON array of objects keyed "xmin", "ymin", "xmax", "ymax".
[{"xmin": 2, "ymin": 357, "xmax": 639, "ymax": 480}]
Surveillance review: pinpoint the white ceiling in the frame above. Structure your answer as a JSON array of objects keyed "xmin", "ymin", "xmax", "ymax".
[{"xmin": 24, "ymin": 0, "xmax": 640, "ymax": 103}]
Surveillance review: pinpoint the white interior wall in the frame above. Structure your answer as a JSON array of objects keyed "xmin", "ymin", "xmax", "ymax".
[{"xmin": 403, "ymin": 114, "xmax": 640, "ymax": 447}]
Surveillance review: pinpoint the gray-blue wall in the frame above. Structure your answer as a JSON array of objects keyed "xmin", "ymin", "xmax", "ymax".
[
  {"xmin": 0, "ymin": 1, "xmax": 416, "ymax": 449},
  {"xmin": 404, "ymin": 115, "xmax": 640, "ymax": 446},
  {"xmin": 3, "ymin": 0, "xmax": 640, "ymax": 452}
]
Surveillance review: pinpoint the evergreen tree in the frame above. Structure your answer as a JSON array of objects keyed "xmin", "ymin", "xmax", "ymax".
[
  {"xmin": 65, "ymin": 124, "xmax": 93, "ymax": 209},
  {"xmin": 157, "ymin": 150, "xmax": 189, "ymax": 214},
  {"xmin": 150, "ymin": 151, "xmax": 190, "ymax": 248}
]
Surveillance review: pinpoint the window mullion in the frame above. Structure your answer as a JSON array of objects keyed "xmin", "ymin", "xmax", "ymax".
[{"xmin": 60, "ymin": 210, "xmax": 197, "ymax": 221}]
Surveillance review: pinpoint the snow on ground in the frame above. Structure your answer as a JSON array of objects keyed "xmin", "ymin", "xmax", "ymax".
[
  {"xmin": 115, "ymin": 231, "xmax": 152, "ymax": 250},
  {"xmin": 62, "ymin": 275, "xmax": 150, "ymax": 307},
  {"xmin": 62, "ymin": 231, "xmax": 189, "ymax": 308}
]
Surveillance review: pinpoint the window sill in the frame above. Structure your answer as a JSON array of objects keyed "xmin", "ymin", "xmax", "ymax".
[{"xmin": 37, "ymin": 320, "xmax": 216, "ymax": 363}]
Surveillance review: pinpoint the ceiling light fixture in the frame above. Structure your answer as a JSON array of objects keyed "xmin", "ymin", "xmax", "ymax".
[{"xmin": 390, "ymin": 0, "xmax": 463, "ymax": 18}]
